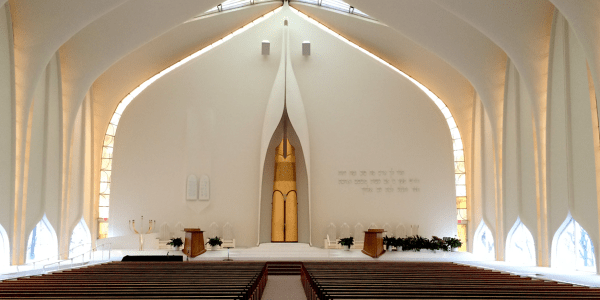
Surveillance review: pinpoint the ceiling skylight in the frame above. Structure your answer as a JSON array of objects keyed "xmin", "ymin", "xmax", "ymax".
[
  {"xmin": 291, "ymin": 0, "xmax": 372, "ymax": 19},
  {"xmin": 199, "ymin": 0, "xmax": 372, "ymax": 20},
  {"xmin": 202, "ymin": 0, "xmax": 279, "ymax": 16}
]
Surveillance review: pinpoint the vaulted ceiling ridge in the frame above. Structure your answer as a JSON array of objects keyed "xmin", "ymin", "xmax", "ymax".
[
  {"xmin": 59, "ymin": 0, "xmax": 222, "ymax": 137},
  {"xmin": 345, "ymin": 0, "xmax": 506, "ymax": 140},
  {"xmin": 9, "ymin": 0, "xmax": 128, "ymax": 115},
  {"xmin": 431, "ymin": 0, "xmax": 554, "ymax": 128},
  {"xmin": 550, "ymin": 0, "xmax": 600, "ymax": 109}
]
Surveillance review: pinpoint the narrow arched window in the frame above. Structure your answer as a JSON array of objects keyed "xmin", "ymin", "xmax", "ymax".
[
  {"xmin": 552, "ymin": 216, "xmax": 595, "ymax": 272},
  {"xmin": 473, "ymin": 221, "xmax": 495, "ymax": 260},
  {"xmin": 505, "ymin": 218, "xmax": 536, "ymax": 266},
  {"xmin": 0, "ymin": 223, "xmax": 9, "ymax": 267},
  {"xmin": 69, "ymin": 218, "xmax": 91, "ymax": 258},
  {"xmin": 26, "ymin": 215, "xmax": 58, "ymax": 263}
]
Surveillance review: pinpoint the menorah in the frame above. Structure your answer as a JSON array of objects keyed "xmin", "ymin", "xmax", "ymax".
[{"xmin": 129, "ymin": 216, "xmax": 155, "ymax": 251}]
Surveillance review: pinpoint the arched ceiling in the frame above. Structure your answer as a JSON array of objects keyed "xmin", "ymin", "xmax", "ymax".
[
  {"xmin": 11, "ymin": 0, "xmax": 595, "ymax": 151},
  {"xmin": 90, "ymin": 2, "xmax": 281, "ymax": 142},
  {"xmin": 9, "ymin": 0, "xmax": 127, "ymax": 120}
]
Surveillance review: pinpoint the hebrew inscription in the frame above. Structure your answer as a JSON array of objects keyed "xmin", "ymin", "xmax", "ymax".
[{"xmin": 337, "ymin": 169, "xmax": 420, "ymax": 194}]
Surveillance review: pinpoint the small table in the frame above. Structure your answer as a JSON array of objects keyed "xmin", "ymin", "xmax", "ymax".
[{"xmin": 223, "ymin": 247, "xmax": 233, "ymax": 261}]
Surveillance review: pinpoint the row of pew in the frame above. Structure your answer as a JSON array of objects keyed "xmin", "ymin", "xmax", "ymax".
[
  {"xmin": 4, "ymin": 260, "xmax": 600, "ymax": 299},
  {"xmin": 301, "ymin": 261, "xmax": 600, "ymax": 299},
  {"xmin": 0, "ymin": 261, "xmax": 267, "ymax": 299}
]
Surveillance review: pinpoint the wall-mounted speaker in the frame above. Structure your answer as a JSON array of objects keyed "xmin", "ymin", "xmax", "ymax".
[
  {"xmin": 262, "ymin": 40, "xmax": 270, "ymax": 55},
  {"xmin": 302, "ymin": 41, "xmax": 310, "ymax": 56}
]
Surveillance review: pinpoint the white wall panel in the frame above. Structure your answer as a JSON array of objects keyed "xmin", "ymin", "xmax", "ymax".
[
  {"xmin": 0, "ymin": 3, "xmax": 13, "ymax": 241},
  {"xmin": 109, "ymin": 8, "xmax": 456, "ymax": 247}
]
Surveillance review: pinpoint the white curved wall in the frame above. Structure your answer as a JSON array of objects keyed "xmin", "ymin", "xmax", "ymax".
[{"xmin": 109, "ymin": 8, "xmax": 456, "ymax": 247}]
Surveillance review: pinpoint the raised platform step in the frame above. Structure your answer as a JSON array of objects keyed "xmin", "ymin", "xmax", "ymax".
[{"xmin": 266, "ymin": 261, "xmax": 302, "ymax": 275}]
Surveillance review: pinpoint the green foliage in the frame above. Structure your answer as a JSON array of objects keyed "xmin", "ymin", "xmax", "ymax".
[
  {"xmin": 430, "ymin": 236, "xmax": 445, "ymax": 251},
  {"xmin": 394, "ymin": 235, "xmax": 461, "ymax": 252},
  {"xmin": 443, "ymin": 237, "xmax": 462, "ymax": 249},
  {"xmin": 394, "ymin": 237, "xmax": 404, "ymax": 248},
  {"xmin": 167, "ymin": 237, "xmax": 183, "ymax": 247},
  {"xmin": 338, "ymin": 236, "xmax": 354, "ymax": 246},
  {"xmin": 206, "ymin": 236, "xmax": 223, "ymax": 247},
  {"xmin": 383, "ymin": 236, "xmax": 397, "ymax": 247}
]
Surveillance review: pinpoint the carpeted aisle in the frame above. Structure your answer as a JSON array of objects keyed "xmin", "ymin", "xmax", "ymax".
[{"xmin": 261, "ymin": 275, "xmax": 307, "ymax": 300}]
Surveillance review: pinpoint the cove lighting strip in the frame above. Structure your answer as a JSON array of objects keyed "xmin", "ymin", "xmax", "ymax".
[
  {"xmin": 289, "ymin": 7, "xmax": 468, "ymax": 238},
  {"xmin": 98, "ymin": 7, "xmax": 282, "ymax": 225}
]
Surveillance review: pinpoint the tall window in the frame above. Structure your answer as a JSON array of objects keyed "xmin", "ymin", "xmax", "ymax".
[
  {"xmin": 0, "ymin": 224, "xmax": 8, "ymax": 268},
  {"xmin": 69, "ymin": 218, "xmax": 91, "ymax": 258},
  {"xmin": 26, "ymin": 215, "xmax": 58, "ymax": 263},
  {"xmin": 505, "ymin": 218, "xmax": 536, "ymax": 266},
  {"xmin": 473, "ymin": 221, "xmax": 495, "ymax": 260},
  {"xmin": 552, "ymin": 216, "xmax": 595, "ymax": 272}
]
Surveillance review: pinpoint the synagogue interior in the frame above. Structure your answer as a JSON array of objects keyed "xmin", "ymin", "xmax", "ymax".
[{"xmin": 2, "ymin": 0, "xmax": 600, "ymax": 298}]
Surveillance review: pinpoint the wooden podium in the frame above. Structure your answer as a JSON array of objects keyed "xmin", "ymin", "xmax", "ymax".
[
  {"xmin": 362, "ymin": 229, "xmax": 386, "ymax": 258},
  {"xmin": 182, "ymin": 228, "xmax": 206, "ymax": 258}
]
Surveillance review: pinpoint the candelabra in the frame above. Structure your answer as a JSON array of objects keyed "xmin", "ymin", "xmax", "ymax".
[{"xmin": 129, "ymin": 216, "xmax": 155, "ymax": 251}]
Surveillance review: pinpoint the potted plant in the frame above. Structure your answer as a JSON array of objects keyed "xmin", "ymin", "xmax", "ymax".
[
  {"xmin": 443, "ymin": 237, "xmax": 462, "ymax": 252},
  {"xmin": 338, "ymin": 237, "xmax": 354, "ymax": 251},
  {"xmin": 411, "ymin": 235, "xmax": 428, "ymax": 252},
  {"xmin": 430, "ymin": 236, "xmax": 445, "ymax": 253},
  {"xmin": 383, "ymin": 236, "xmax": 396, "ymax": 252},
  {"xmin": 167, "ymin": 237, "xmax": 183, "ymax": 250},
  {"xmin": 394, "ymin": 237, "xmax": 404, "ymax": 251},
  {"xmin": 206, "ymin": 236, "xmax": 223, "ymax": 251}
]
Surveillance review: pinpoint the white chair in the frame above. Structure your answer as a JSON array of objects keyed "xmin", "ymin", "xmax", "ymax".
[
  {"xmin": 411, "ymin": 224, "xmax": 419, "ymax": 236},
  {"xmin": 207, "ymin": 222, "xmax": 219, "ymax": 245},
  {"xmin": 159, "ymin": 222, "xmax": 170, "ymax": 240},
  {"xmin": 368, "ymin": 223, "xmax": 379, "ymax": 229},
  {"xmin": 324, "ymin": 223, "xmax": 339, "ymax": 249},
  {"xmin": 208, "ymin": 222, "xmax": 219, "ymax": 238},
  {"xmin": 396, "ymin": 224, "xmax": 406, "ymax": 237},
  {"xmin": 353, "ymin": 223, "xmax": 365, "ymax": 249},
  {"xmin": 158, "ymin": 223, "xmax": 171, "ymax": 249},
  {"xmin": 174, "ymin": 222, "xmax": 185, "ymax": 240},
  {"xmin": 340, "ymin": 223, "xmax": 350, "ymax": 238},
  {"xmin": 324, "ymin": 234, "xmax": 340, "ymax": 249},
  {"xmin": 382, "ymin": 223, "xmax": 393, "ymax": 237},
  {"xmin": 222, "ymin": 222, "xmax": 235, "ymax": 248}
]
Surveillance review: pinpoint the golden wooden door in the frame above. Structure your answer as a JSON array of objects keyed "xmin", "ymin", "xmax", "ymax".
[{"xmin": 271, "ymin": 139, "xmax": 298, "ymax": 242}]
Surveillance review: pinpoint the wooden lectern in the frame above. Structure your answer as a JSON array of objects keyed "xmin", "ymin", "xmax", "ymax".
[
  {"xmin": 362, "ymin": 229, "xmax": 386, "ymax": 258},
  {"xmin": 182, "ymin": 228, "xmax": 206, "ymax": 258}
]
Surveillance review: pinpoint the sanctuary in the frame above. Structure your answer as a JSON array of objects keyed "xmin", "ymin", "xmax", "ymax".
[{"xmin": 1, "ymin": 0, "xmax": 600, "ymax": 291}]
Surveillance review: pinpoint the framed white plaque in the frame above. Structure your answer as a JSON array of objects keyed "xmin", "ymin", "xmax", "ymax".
[
  {"xmin": 186, "ymin": 174, "xmax": 198, "ymax": 200},
  {"xmin": 199, "ymin": 174, "xmax": 210, "ymax": 200}
]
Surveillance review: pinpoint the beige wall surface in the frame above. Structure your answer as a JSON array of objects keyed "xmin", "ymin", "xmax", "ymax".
[{"xmin": 109, "ymin": 8, "xmax": 456, "ymax": 247}]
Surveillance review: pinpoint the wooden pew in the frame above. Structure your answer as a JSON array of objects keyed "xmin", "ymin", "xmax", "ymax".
[
  {"xmin": 301, "ymin": 261, "xmax": 600, "ymax": 299},
  {"xmin": 0, "ymin": 261, "xmax": 268, "ymax": 299}
]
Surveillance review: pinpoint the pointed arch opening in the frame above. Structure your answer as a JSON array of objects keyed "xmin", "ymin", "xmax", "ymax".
[
  {"xmin": 69, "ymin": 218, "xmax": 91, "ymax": 259},
  {"xmin": 551, "ymin": 214, "xmax": 596, "ymax": 272},
  {"xmin": 473, "ymin": 220, "xmax": 495, "ymax": 261},
  {"xmin": 98, "ymin": 5, "xmax": 468, "ymax": 248},
  {"xmin": 290, "ymin": 7, "xmax": 468, "ymax": 250},
  {"xmin": 97, "ymin": 7, "xmax": 282, "ymax": 239},
  {"xmin": 505, "ymin": 218, "xmax": 536, "ymax": 266},
  {"xmin": 26, "ymin": 214, "xmax": 58, "ymax": 263},
  {"xmin": 0, "ymin": 223, "xmax": 9, "ymax": 267}
]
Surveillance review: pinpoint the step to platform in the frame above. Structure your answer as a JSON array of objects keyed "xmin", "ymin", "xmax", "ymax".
[{"xmin": 266, "ymin": 261, "xmax": 302, "ymax": 275}]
